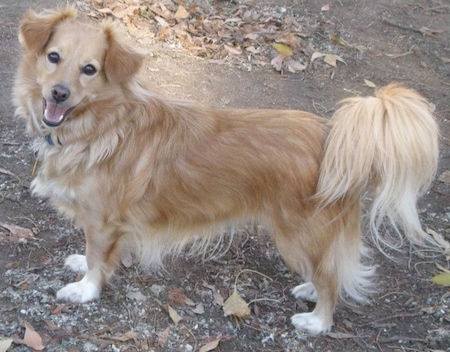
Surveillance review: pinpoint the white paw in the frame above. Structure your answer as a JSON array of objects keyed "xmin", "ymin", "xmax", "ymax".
[
  {"xmin": 64, "ymin": 254, "xmax": 88, "ymax": 274},
  {"xmin": 56, "ymin": 276, "xmax": 100, "ymax": 303},
  {"xmin": 291, "ymin": 312, "xmax": 332, "ymax": 335},
  {"xmin": 291, "ymin": 282, "xmax": 318, "ymax": 302}
]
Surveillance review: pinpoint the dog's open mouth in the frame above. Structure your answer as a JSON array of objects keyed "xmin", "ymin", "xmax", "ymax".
[{"xmin": 43, "ymin": 100, "xmax": 76, "ymax": 127}]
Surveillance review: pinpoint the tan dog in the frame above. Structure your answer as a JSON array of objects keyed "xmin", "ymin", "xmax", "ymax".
[{"xmin": 14, "ymin": 7, "xmax": 439, "ymax": 335}]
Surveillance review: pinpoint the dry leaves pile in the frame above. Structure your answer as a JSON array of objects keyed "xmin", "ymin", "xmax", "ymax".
[
  {"xmin": 84, "ymin": 0, "xmax": 313, "ymax": 72},
  {"xmin": 82, "ymin": 0, "xmax": 449, "ymax": 76}
]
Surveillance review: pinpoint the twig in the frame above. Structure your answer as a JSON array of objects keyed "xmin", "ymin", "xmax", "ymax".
[
  {"xmin": 378, "ymin": 335, "xmax": 426, "ymax": 343},
  {"xmin": 424, "ymin": 5, "xmax": 450, "ymax": 13},
  {"xmin": 382, "ymin": 18, "xmax": 421, "ymax": 33},
  {"xmin": 359, "ymin": 312, "xmax": 422, "ymax": 327},
  {"xmin": 413, "ymin": 260, "xmax": 435, "ymax": 276},
  {"xmin": 378, "ymin": 291, "xmax": 412, "ymax": 300},
  {"xmin": 375, "ymin": 329, "xmax": 383, "ymax": 352},
  {"xmin": 8, "ymin": 216, "xmax": 41, "ymax": 233},
  {"xmin": 0, "ymin": 167, "xmax": 20, "ymax": 182}
]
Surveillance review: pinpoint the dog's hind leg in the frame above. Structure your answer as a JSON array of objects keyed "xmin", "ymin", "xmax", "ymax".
[
  {"xmin": 290, "ymin": 264, "xmax": 338, "ymax": 335},
  {"xmin": 271, "ymin": 221, "xmax": 338, "ymax": 334},
  {"xmin": 273, "ymin": 203, "xmax": 371, "ymax": 335},
  {"xmin": 56, "ymin": 226, "xmax": 122, "ymax": 303}
]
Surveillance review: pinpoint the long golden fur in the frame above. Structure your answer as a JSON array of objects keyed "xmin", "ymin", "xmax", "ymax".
[{"xmin": 14, "ymin": 7, "xmax": 439, "ymax": 335}]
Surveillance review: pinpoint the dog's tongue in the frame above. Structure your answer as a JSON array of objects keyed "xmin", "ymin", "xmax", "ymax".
[{"xmin": 44, "ymin": 102, "xmax": 70, "ymax": 126}]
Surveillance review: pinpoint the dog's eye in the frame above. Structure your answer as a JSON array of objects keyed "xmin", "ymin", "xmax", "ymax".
[
  {"xmin": 82, "ymin": 64, "xmax": 97, "ymax": 76},
  {"xmin": 48, "ymin": 52, "xmax": 60, "ymax": 64}
]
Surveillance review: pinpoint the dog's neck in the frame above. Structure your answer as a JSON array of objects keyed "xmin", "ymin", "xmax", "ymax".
[{"xmin": 44, "ymin": 134, "xmax": 62, "ymax": 146}]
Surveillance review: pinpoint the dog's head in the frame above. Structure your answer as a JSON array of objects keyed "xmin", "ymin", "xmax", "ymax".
[{"xmin": 18, "ymin": 7, "xmax": 144, "ymax": 128}]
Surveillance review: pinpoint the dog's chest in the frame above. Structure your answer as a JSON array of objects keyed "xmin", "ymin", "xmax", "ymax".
[
  {"xmin": 32, "ymin": 176, "xmax": 77, "ymax": 203},
  {"xmin": 31, "ymin": 150, "xmax": 91, "ymax": 206}
]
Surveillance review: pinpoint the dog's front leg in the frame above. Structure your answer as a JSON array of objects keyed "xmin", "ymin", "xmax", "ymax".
[{"xmin": 56, "ymin": 226, "xmax": 120, "ymax": 303}]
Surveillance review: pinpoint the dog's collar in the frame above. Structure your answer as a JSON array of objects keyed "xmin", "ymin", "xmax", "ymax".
[{"xmin": 44, "ymin": 134, "xmax": 62, "ymax": 146}]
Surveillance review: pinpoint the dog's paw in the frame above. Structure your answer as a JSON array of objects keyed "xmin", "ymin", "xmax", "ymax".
[
  {"xmin": 64, "ymin": 254, "xmax": 88, "ymax": 274},
  {"xmin": 291, "ymin": 282, "xmax": 318, "ymax": 302},
  {"xmin": 291, "ymin": 312, "xmax": 332, "ymax": 335},
  {"xmin": 56, "ymin": 276, "xmax": 100, "ymax": 303}
]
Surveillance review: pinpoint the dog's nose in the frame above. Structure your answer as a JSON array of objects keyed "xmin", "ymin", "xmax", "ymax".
[{"xmin": 51, "ymin": 84, "xmax": 70, "ymax": 103}]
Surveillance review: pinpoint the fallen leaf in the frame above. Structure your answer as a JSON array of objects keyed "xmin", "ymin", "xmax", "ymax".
[
  {"xmin": 152, "ymin": 2, "xmax": 173, "ymax": 20},
  {"xmin": 364, "ymin": 79, "xmax": 377, "ymax": 88},
  {"xmin": 13, "ymin": 321, "xmax": 44, "ymax": 350},
  {"xmin": 311, "ymin": 51, "xmax": 325, "ymax": 63},
  {"xmin": 275, "ymin": 32, "xmax": 301, "ymax": 47},
  {"xmin": 97, "ymin": 8, "xmax": 113, "ymax": 15},
  {"xmin": 0, "ymin": 337, "xmax": 13, "ymax": 352},
  {"xmin": 191, "ymin": 303, "xmax": 205, "ymax": 314},
  {"xmin": 324, "ymin": 54, "xmax": 337, "ymax": 67},
  {"xmin": 43, "ymin": 320, "xmax": 59, "ymax": 330},
  {"xmin": 155, "ymin": 16, "xmax": 170, "ymax": 28},
  {"xmin": 271, "ymin": 54, "xmax": 287, "ymax": 71},
  {"xmin": 51, "ymin": 304, "xmax": 64, "ymax": 315},
  {"xmin": 175, "ymin": 29, "xmax": 194, "ymax": 46},
  {"xmin": 431, "ymin": 272, "xmax": 450, "ymax": 286},
  {"xmin": 244, "ymin": 33, "xmax": 259, "ymax": 40},
  {"xmin": 246, "ymin": 45, "xmax": 261, "ymax": 54},
  {"xmin": 224, "ymin": 44, "xmax": 242, "ymax": 55},
  {"xmin": 168, "ymin": 288, "xmax": 195, "ymax": 306},
  {"xmin": 426, "ymin": 228, "xmax": 450, "ymax": 260},
  {"xmin": 213, "ymin": 291, "xmax": 224, "ymax": 306},
  {"xmin": 123, "ymin": 330, "xmax": 138, "ymax": 342},
  {"xmin": 321, "ymin": 4, "xmax": 330, "ymax": 11},
  {"xmin": 323, "ymin": 54, "xmax": 346, "ymax": 67},
  {"xmin": 199, "ymin": 338, "xmax": 221, "ymax": 352},
  {"xmin": 329, "ymin": 34, "xmax": 366, "ymax": 51},
  {"xmin": 285, "ymin": 59, "xmax": 307, "ymax": 73},
  {"xmin": 157, "ymin": 327, "xmax": 170, "ymax": 346},
  {"xmin": 112, "ymin": 5, "xmax": 139, "ymax": 19},
  {"xmin": 438, "ymin": 56, "xmax": 450, "ymax": 63},
  {"xmin": 174, "ymin": 6, "xmax": 189, "ymax": 20},
  {"xmin": 223, "ymin": 289, "xmax": 251, "ymax": 318},
  {"xmin": 272, "ymin": 43, "xmax": 293, "ymax": 56},
  {"xmin": 0, "ymin": 223, "xmax": 35, "ymax": 244},
  {"xmin": 168, "ymin": 305, "xmax": 182, "ymax": 325}
]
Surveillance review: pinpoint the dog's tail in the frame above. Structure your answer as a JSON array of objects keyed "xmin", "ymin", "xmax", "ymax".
[{"xmin": 317, "ymin": 84, "xmax": 439, "ymax": 252}]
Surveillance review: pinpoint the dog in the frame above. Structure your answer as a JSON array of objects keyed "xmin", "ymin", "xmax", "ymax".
[{"xmin": 14, "ymin": 7, "xmax": 439, "ymax": 335}]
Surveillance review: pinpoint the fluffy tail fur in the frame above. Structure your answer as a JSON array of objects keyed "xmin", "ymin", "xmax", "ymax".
[{"xmin": 317, "ymin": 84, "xmax": 439, "ymax": 252}]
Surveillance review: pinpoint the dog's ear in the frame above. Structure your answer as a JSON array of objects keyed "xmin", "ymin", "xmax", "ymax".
[
  {"xmin": 19, "ymin": 7, "xmax": 77, "ymax": 54},
  {"xmin": 102, "ymin": 21, "xmax": 144, "ymax": 83}
]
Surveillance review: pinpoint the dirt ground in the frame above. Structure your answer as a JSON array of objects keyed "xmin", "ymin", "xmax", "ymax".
[{"xmin": 1, "ymin": 0, "xmax": 449, "ymax": 351}]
